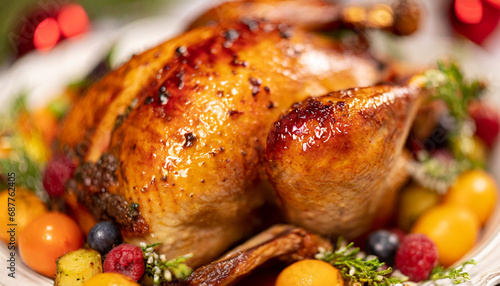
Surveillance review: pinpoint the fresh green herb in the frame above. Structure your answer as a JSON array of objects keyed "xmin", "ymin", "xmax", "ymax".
[
  {"xmin": 315, "ymin": 239, "xmax": 406, "ymax": 286},
  {"xmin": 408, "ymin": 152, "xmax": 469, "ymax": 194},
  {"xmin": 412, "ymin": 60, "xmax": 486, "ymax": 191},
  {"xmin": 48, "ymin": 97, "xmax": 71, "ymax": 120},
  {"xmin": 424, "ymin": 60, "xmax": 485, "ymax": 161},
  {"xmin": 0, "ymin": 94, "xmax": 45, "ymax": 195},
  {"xmin": 0, "ymin": 144, "xmax": 45, "ymax": 193},
  {"xmin": 140, "ymin": 242, "xmax": 193, "ymax": 285},
  {"xmin": 424, "ymin": 61, "xmax": 484, "ymax": 121},
  {"xmin": 430, "ymin": 259, "xmax": 476, "ymax": 284}
]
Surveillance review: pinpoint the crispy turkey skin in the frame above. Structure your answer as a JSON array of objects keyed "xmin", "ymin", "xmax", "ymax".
[{"xmin": 58, "ymin": 19, "xmax": 379, "ymax": 266}]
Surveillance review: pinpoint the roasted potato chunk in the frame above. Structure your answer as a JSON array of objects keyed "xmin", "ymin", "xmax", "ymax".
[{"xmin": 55, "ymin": 249, "xmax": 103, "ymax": 286}]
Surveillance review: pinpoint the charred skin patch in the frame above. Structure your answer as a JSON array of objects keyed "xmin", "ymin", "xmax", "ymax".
[{"xmin": 72, "ymin": 153, "xmax": 149, "ymax": 235}]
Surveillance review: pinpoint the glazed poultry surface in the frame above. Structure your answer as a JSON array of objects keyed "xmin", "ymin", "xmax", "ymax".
[
  {"xmin": 58, "ymin": 15, "xmax": 380, "ymax": 266},
  {"xmin": 266, "ymin": 84, "xmax": 424, "ymax": 239}
]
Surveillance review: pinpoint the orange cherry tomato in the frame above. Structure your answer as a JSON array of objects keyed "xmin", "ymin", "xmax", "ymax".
[
  {"xmin": 276, "ymin": 259, "xmax": 344, "ymax": 286},
  {"xmin": 83, "ymin": 273, "xmax": 140, "ymax": 286},
  {"xmin": 0, "ymin": 188, "xmax": 47, "ymax": 244},
  {"xmin": 412, "ymin": 204, "xmax": 479, "ymax": 267},
  {"xmin": 444, "ymin": 169, "xmax": 498, "ymax": 226},
  {"xmin": 18, "ymin": 212, "xmax": 83, "ymax": 277}
]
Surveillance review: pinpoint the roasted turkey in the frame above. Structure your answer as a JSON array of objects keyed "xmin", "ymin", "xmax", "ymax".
[{"xmin": 55, "ymin": 0, "xmax": 421, "ymax": 269}]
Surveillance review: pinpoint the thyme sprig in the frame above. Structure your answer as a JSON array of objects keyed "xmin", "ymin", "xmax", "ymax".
[
  {"xmin": 408, "ymin": 152, "xmax": 469, "ymax": 194},
  {"xmin": 315, "ymin": 239, "xmax": 406, "ymax": 286},
  {"xmin": 430, "ymin": 259, "xmax": 476, "ymax": 284},
  {"xmin": 140, "ymin": 242, "xmax": 193, "ymax": 285}
]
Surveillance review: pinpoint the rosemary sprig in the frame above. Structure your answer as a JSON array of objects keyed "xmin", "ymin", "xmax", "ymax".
[
  {"xmin": 315, "ymin": 240, "xmax": 406, "ymax": 286},
  {"xmin": 425, "ymin": 61, "xmax": 484, "ymax": 121},
  {"xmin": 412, "ymin": 60, "xmax": 486, "ymax": 191},
  {"xmin": 140, "ymin": 242, "xmax": 193, "ymax": 285},
  {"xmin": 424, "ymin": 60, "xmax": 485, "ymax": 161},
  {"xmin": 430, "ymin": 259, "xmax": 476, "ymax": 284}
]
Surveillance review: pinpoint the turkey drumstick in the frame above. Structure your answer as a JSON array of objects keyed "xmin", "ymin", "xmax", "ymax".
[{"xmin": 266, "ymin": 83, "xmax": 425, "ymax": 239}]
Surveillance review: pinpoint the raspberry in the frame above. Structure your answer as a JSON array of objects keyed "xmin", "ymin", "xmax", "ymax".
[
  {"xmin": 469, "ymin": 102, "xmax": 500, "ymax": 149},
  {"xmin": 395, "ymin": 233, "xmax": 438, "ymax": 282},
  {"xmin": 43, "ymin": 155, "xmax": 75, "ymax": 197},
  {"xmin": 103, "ymin": 244, "xmax": 145, "ymax": 281}
]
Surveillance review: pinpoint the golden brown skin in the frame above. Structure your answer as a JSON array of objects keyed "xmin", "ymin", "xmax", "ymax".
[
  {"xmin": 266, "ymin": 85, "xmax": 423, "ymax": 239},
  {"xmin": 187, "ymin": 0, "xmax": 341, "ymax": 31},
  {"xmin": 188, "ymin": 0, "xmax": 421, "ymax": 36},
  {"xmin": 59, "ymin": 20, "xmax": 379, "ymax": 266}
]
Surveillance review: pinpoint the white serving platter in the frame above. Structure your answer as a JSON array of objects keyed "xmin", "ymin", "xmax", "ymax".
[{"xmin": 1, "ymin": 0, "xmax": 500, "ymax": 285}]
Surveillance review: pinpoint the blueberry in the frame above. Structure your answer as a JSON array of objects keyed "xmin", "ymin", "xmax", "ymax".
[
  {"xmin": 87, "ymin": 221, "xmax": 123, "ymax": 254},
  {"xmin": 366, "ymin": 230, "xmax": 400, "ymax": 265}
]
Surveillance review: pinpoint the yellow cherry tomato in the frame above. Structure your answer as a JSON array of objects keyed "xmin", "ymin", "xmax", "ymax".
[
  {"xmin": 0, "ymin": 188, "xmax": 47, "ymax": 244},
  {"xmin": 397, "ymin": 184, "xmax": 440, "ymax": 232},
  {"xmin": 444, "ymin": 169, "xmax": 498, "ymax": 226},
  {"xmin": 83, "ymin": 273, "xmax": 140, "ymax": 286},
  {"xmin": 452, "ymin": 135, "xmax": 487, "ymax": 167},
  {"xmin": 19, "ymin": 212, "xmax": 83, "ymax": 277},
  {"xmin": 276, "ymin": 259, "xmax": 344, "ymax": 286},
  {"xmin": 412, "ymin": 204, "xmax": 479, "ymax": 267}
]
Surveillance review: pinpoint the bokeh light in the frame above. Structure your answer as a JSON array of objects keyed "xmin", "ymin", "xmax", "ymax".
[
  {"xmin": 455, "ymin": 0, "xmax": 483, "ymax": 24},
  {"xmin": 33, "ymin": 18, "xmax": 61, "ymax": 51},
  {"xmin": 57, "ymin": 4, "xmax": 89, "ymax": 38}
]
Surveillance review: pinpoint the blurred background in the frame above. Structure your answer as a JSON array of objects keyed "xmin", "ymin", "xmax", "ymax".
[
  {"xmin": 0, "ymin": 0, "xmax": 500, "ymax": 63},
  {"xmin": 0, "ymin": 0, "xmax": 167, "ymax": 63},
  {"xmin": 1, "ymin": 0, "xmax": 500, "ymax": 117}
]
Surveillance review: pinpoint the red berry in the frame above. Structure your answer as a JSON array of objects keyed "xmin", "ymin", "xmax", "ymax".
[
  {"xmin": 103, "ymin": 244, "xmax": 145, "ymax": 281},
  {"xmin": 43, "ymin": 155, "xmax": 75, "ymax": 197},
  {"xmin": 395, "ymin": 233, "xmax": 438, "ymax": 282},
  {"xmin": 469, "ymin": 102, "xmax": 500, "ymax": 149}
]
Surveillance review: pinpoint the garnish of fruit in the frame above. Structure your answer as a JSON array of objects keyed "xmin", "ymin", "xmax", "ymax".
[
  {"xmin": 394, "ymin": 233, "xmax": 438, "ymax": 282},
  {"xmin": 18, "ymin": 212, "xmax": 83, "ymax": 277},
  {"xmin": 87, "ymin": 221, "xmax": 123, "ymax": 254},
  {"xmin": 444, "ymin": 169, "xmax": 499, "ymax": 226},
  {"xmin": 43, "ymin": 155, "xmax": 75, "ymax": 198},
  {"xmin": 83, "ymin": 273, "xmax": 140, "ymax": 286},
  {"xmin": 365, "ymin": 230, "xmax": 400, "ymax": 266},
  {"xmin": 0, "ymin": 188, "xmax": 47, "ymax": 244},
  {"xmin": 103, "ymin": 244, "xmax": 145, "ymax": 281},
  {"xmin": 410, "ymin": 60, "xmax": 489, "ymax": 192},
  {"xmin": 412, "ymin": 204, "xmax": 479, "ymax": 266},
  {"xmin": 276, "ymin": 259, "xmax": 344, "ymax": 286}
]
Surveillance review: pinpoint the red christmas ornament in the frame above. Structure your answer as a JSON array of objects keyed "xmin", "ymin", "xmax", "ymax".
[
  {"xmin": 33, "ymin": 18, "xmax": 60, "ymax": 51},
  {"xmin": 450, "ymin": 0, "xmax": 500, "ymax": 45},
  {"xmin": 57, "ymin": 4, "xmax": 90, "ymax": 38},
  {"xmin": 11, "ymin": 3, "xmax": 90, "ymax": 58}
]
